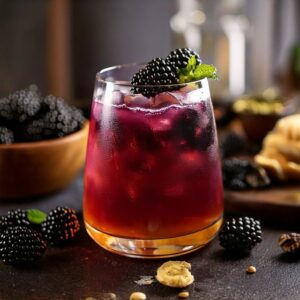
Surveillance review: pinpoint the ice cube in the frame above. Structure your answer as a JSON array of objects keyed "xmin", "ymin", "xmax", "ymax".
[
  {"xmin": 111, "ymin": 91, "xmax": 124, "ymax": 105},
  {"xmin": 170, "ymin": 149, "xmax": 207, "ymax": 177},
  {"xmin": 122, "ymin": 149, "xmax": 157, "ymax": 173},
  {"xmin": 124, "ymin": 94, "xmax": 151, "ymax": 108},
  {"xmin": 151, "ymin": 92, "xmax": 181, "ymax": 108},
  {"xmin": 173, "ymin": 108, "xmax": 200, "ymax": 146},
  {"xmin": 187, "ymin": 89, "xmax": 204, "ymax": 104},
  {"xmin": 120, "ymin": 116, "xmax": 160, "ymax": 151}
]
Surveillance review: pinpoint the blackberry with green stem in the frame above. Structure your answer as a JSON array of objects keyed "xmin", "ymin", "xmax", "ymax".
[
  {"xmin": 41, "ymin": 206, "xmax": 80, "ymax": 246},
  {"xmin": 130, "ymin": 49, "xmax": 216, "ymax": 97},
  {"xmin": 219, "ymin": 217, "xmax": 262, "ymax": 252},
  {"xmin": 0, "ymin": 226, "xmax": 47, "ymax": 265}
]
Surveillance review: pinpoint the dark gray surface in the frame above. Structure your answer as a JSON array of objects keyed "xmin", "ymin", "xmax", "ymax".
[
  {"xmin": 0, "ymin": 226, "xmax": 299, "ymax": 300},
  {"xmin": 0, "ymin": 175, "xmax": 299, "ymax": 300}
]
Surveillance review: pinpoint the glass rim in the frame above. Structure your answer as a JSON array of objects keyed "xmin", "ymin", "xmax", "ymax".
[{"xmin": 96, "ymin": 63, "xmax": 207, "ymax": 88}]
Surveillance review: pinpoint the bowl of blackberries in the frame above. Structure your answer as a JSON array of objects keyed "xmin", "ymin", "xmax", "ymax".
[{"xmin": 0, "ymin": 85, "xmax": 88, "ymax": 199}]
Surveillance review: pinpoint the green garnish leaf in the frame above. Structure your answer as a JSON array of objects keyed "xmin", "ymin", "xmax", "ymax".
[
  {"xmin": 27, "ymin": 209, "xmax": 47, "ymax": 224},
  {"xmin": 194, "ymin": 64, "xmax": 218, "ymax": 80},
  {"xmin": 178, "ymin": 56, "xmax": 218, "ymax": 83},
  {"xmin": 186, "ymin": 55, "xmax": 197, "ymax": 72}
]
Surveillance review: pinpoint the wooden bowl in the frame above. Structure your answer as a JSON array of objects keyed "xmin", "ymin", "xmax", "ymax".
[
  {"xmin": 0, "ymin": 122, "xmax": 89, "ymax": 200},
  {"xmin": 238, "ymin": 113, "xmax": 281, "ymax": 142}
]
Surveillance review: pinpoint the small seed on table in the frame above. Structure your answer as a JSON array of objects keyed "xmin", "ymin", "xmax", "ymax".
[
  {"xmin": 246, "ymin": 266, "xmax": 256, "ymax": 274},
  {"xmin": 178, "ymin": 291, "xmax": 190, "ymax": 298},
  {"xmin": 129, "ymin": 291, "xmax": 147, "ymax": 300}
]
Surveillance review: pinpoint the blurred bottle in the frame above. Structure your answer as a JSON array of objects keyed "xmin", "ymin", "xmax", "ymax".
[{"xmin": 170, "ymin": 0, "xmax": 249, "ymax": 101}]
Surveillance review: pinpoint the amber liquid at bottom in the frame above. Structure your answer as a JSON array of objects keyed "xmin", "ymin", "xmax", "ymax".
[{"xmin": 84, "ymin": 100, "xmax": 223, "ymax": 256}]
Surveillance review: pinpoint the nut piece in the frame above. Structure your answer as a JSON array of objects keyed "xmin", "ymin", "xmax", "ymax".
[
  {"xmin": 156, "ymin": 261, "xmax": 194, "ymax": 288},
  {"xmin": 99, "ymin": 293, "xmax": 117, "ymax": 300},
  {"xmin": 278, "ymin": 233, "xmax": 300, "ymax": 253},
  {"xmin": 178, "ymin": 291, "xmax": 190, "ymax": 298},
  {"xmin": 246, "ymin": 266, "xmax": 256, "ymax": 274},
  {"xmin": 129, "ymin": 292, "xmax": 146, "ymax": 300}
]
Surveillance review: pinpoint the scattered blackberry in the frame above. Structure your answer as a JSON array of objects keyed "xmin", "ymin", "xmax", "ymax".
[
  {"xmin": 41, "ymin": 206, "xmax": 80, "ymax": 246},
  {"xmin": 219, "ymin": 217, "xmax": 262, "ymax": 252},
  {"xmin": 0, "ymin": 127, "xmax": 14, "ymax": 144},
  {"xmin": 166, "ymin": 48, "xmax": 202, "ymax": 72},
  {"xmin": 23, "ymin": 95, "xmax": 85, "ymax": 141},
  {"xmin": 7, "ymin": 209, "xmax": 30, "ymax": 227},
  {"xmin": 0, "ymin": 85, "xmax": 41, "ymax": 123},
  {"xmin": 0, "ymin": 226, "xmax": 47, "ymax": 265},
  {"xmin": 222, "ymin": 158, "xmax": 270, "ymax": 190},
  {"xmin": 130, "ymin": 58, "xmax": 179, "ymax": 97},
  {"xmin": 227, "ymin": 178, "xmax": 248, "ymax": 190},
  {"xmin": 220, "ymin": 131, "xmax": 246, "ymax": 158}
]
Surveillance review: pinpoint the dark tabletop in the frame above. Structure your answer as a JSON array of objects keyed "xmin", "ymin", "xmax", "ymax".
[{"xmin": 0, "ymin": 174, "xmax": 299, "ymax": 300}]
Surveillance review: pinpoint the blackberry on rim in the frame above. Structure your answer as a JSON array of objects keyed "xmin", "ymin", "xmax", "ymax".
[
  {"xmin": 166, "ymin": 48, "xmax": 202, "ymax": 71},
  {"xmin": 130, "ymin": 58, "xmax": 179, "ymax": 97}
]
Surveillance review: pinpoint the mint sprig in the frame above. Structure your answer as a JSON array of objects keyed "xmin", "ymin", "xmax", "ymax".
[
  {"xmin": 178, "ymin": 56, "xmax": 217, "ymax": 83},
  {"xmin": 27, "ymin": 209, "xmax": 47, "ymax": 225}
]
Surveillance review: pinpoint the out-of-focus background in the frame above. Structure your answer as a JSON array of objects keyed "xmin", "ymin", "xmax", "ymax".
[{"xmin": 0, "ymin": 0, "xmax": 299, "ymax": 111}]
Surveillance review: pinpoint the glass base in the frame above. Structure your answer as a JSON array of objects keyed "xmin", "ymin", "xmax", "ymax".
[{"xmin": 85, "ymin": 217, "xmax": 223, "ymax": 258}]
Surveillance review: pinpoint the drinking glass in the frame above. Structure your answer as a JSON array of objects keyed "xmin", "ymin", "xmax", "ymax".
[{"xmin": 83, "ymin": 64, "xmax": 223, "ymax": 258}]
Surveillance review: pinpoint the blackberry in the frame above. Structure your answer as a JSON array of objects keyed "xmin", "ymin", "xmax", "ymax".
[
  {"xmin": 7, "ymin": 209, "xmax": 30, "ymax": 227},
  {"xmin": 219, "ymin": 217, "xmax": 262, "ymax": 252},
  {"xmin": 0, "ymin": 216, "xmax": 8, "ymax": 233},
  {"xmin": 23, "ymin": 95, "xmax": 85, "ymax": 141},
  {"xmin": 41, "ymin": 206, "xmax": 80, "ymax": 246},
  {"xmin": 0, "ymin": 127, "xmax": 14, "ymax": 144},
  {"xmin": 222, "ymin": 158, "xmax": 270, "ymax": 190},
  {"xmin": 166, "ymin": 48, "xmax": 202, "ymax": 72},
  {"xmin": 0, "ymin": 85, "xmax": 41, "ymax": 123},
  {"xmin": 0, "ymin": 226, "xmax": 47, "ymax": 265},
  {"xmin": 227, "ymin": 178, "xmax": 248, "ymax": 190},
  {"xmin": 220, "ymin": 131, "xmax": 246, "ymax": 158},
  {"xmin": 131, "ymin": 58, "xmax": 179, "ymax": 97}
]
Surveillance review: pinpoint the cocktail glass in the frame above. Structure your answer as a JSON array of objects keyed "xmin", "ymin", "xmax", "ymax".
[{"xmin": 83, "ymin": 64, "xmax": 223, "ymax": 258}]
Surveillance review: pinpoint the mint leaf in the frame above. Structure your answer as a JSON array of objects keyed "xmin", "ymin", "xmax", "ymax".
[
  {"xmin": 194, "ymin": 64, "xmax": 217, "ymax": 80},
  {"xmin": 27, "ymin": 209, "xmax": 47, "ymax": 224},
  {"xmin": 178, "ymin": 56, "xmax": 218, "ymax": 83},
  {"xmin": 186, "ymin": 55, "xmax": 197, "ymax": 72},
  {"xmin": 179, "ymin": 73, "xmax": 187, "ymax": 83}
]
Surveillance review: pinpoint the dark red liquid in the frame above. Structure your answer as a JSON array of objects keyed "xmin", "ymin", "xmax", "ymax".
[{"xmin": 84, "ymin": 99, "xmax": 223, "ymax": 239}]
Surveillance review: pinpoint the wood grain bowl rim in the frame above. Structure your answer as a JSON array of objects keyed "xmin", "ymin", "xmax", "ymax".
[{"xmin": 0, "ymin": 121, "xmax": 89, "ymax": 150}]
